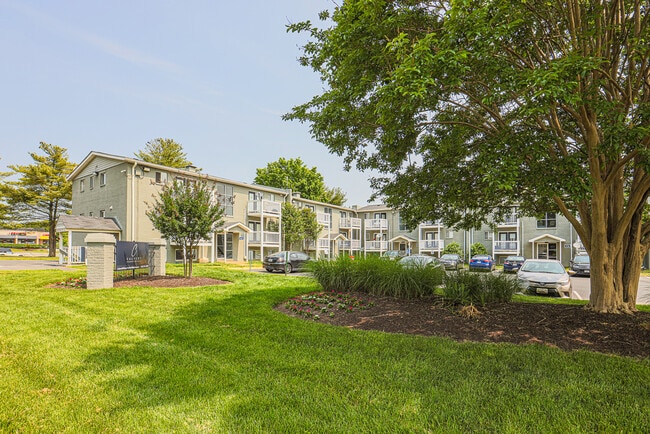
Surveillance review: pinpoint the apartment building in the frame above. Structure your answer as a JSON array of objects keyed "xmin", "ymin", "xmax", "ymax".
[
  {"xmin": 64, "ymin": 151, "xmax": 584, "ymax": 266},
  {"xmin": 65, "ymin": 151, "xmax": 359, "ymax": 263}
]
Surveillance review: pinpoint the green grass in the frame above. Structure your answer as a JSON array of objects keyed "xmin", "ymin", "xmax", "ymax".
[{"xmin": 0, "ymin": 264, "xmax": 648, "ymax": 433}]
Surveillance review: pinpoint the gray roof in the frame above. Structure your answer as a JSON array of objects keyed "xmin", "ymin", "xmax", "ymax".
[{"xmin": 56, "ymin": 215, "xmax": 122, "ymax": 233}]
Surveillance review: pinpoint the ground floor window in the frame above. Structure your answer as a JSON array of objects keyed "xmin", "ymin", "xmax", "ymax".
[
  {"xmin": 175, "ymin": 248, "xmax": 197, "ymax": 261},
  {"xmin": 217, "ymin": 233, "xmax": 233, "ymax": 259}
]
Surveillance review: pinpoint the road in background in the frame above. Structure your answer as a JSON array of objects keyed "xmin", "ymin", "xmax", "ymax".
[{"xmin": 570, "ymin": 275, "xmax": 650, "ymax": 305}]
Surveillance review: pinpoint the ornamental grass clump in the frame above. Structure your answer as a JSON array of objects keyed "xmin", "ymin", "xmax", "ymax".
[
  {"xmin": 310, "ymin": 255, "xmax": 444, "ymax": 298},
  {"xmin": 442, "ymin": 271, "xmax": 519, "ymax": 306}
]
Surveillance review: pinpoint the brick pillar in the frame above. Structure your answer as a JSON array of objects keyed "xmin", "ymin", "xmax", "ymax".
[
  {"xmin": 85, "ymin": 233, "xmax": 116, "ymax": 289},
  {"xmin": 148, "ymin": 239, "xmax": 167, "ymax": 276}
]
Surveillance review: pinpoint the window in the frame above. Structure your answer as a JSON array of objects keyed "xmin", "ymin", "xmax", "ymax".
[
  {"xmin": 340, "ymin": 211, "xmax": 347, "ymax": 219},
  {"xmin": 99, "ymin": 210, "xmax": 106, "ymax": 217},
  {"xmin": 306, "ymin": 205, "xmax": 315, "ymax": 212},
  {"xmin": 99, "ymin": 172, "xmax": 106, "ymax": 186},
  {"xmin": 79, "ymin": 180, "xmax": 85, "ymax": 193},
  {"xmin": 374, "ymin": 212, "xmax": 387, "ymax": 220},
  {"xmin": 249, "ymin": 191, "xmax": 262, "ymax": 201},
  {"xmin": 398, "ymin": 214, "xmax": 407, "ymax": 231},
  {"xmin": 155, "ymin": 171, "xmax": 168, "ymax": 184},
  {"xmin": 537, "ymin": 213, "xmax": 557, "ymax": 229},
  {"xmin": 485, "ymin": 231, "xmax": 493, "ymax": 240},
  {"xmin": 89, "ymin": 175, "xmax": 94, "ymax": 190},
  {"xmin": 217, "ymin": 183, "xmax": 234, "ymax": 216},
  {"xmin": 446, "ymin": 230, "xmax": 454, "ymax": 238}
]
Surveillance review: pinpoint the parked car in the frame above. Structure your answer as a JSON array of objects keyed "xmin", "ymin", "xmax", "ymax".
[
  {"xmin": 263, "ymin": 251, "xmax": 311, "ymax": 273},
  {"xmin": 0, "ymin": 248, "xmax": 15, "ymax": 256},
  {"xmin": 503, "ymin": 255, "xmax": 526, "ymax": 273},
  {"xmin": 469, "ymin": 255, "xmax": 495, "ymax": 271},
  {"xmin": 569, "ymin": 254, "xmax": 590, "ymax": 276},
  {"xmin": 382, "ymin": 250, "xmax": 406, "ymax": 260},
  {"xmin": 398, "ymin": 254, "xmax": 442, "ymax": 269},
  {"xmin": 438, "ymin": 253, "xmax": 464, "ymax": 270},
  {"xmin": 517, "ymin": 259, "xmax": 573, "ymax": 297}
]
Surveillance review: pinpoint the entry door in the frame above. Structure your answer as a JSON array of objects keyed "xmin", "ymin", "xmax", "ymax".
[
  {"xmin": 537, "ymin": 243, "xmax": 548, "ymax": 259},
  {"xmin": 216, "ymin": 233, "xmax": 233, "ymax": 259}
]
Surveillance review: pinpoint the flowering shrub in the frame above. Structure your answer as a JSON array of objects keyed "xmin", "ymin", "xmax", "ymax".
[
  {"xmin": 284, "ymin": 291, "xmax": 374, "ymax": 320},
  {"xmin": 56, "ymin": 277, "xmax": 87, "ymax": 288}
]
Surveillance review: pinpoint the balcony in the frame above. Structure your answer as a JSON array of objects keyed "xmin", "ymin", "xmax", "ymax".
[
  {"xmin": 365, "ymin": 219, "xmax": 388, "ymax": 230},
  {"xmin": 419, "ymin": 220, "xmax": 442, "ymax": 228},
  {"xmin": 340, "ymin": 217, "xmax": 362, "ymax": 229},
  {"xmin": 365, "ymin": 240, "xmax": 389, "ymax": 251},
  {"xmin": 248, "ymin": 231, "xmax": 281, "ymax": 245},
  {"xmin": 496, "ymin": 215, "xmax": 519, "ymax": 227},
  {"xmin": 318, "ymin": 238, "xmax": 330, "ymax": 249},
  {"xmin": 317, "ymin": 212, "xmax": 331, "ymax": 226},
  {"xmin": 338, "ymin": 239, "xmax": 361, "ymax": 250},
  {"xmin": 493, "ymin": 240, "xmax": 519, "ymax": 253},
  {"xmin": 419, "ymin": 239, "xmax": 444, "ymax": 252},
  {"xmin": 247, "ymin": 200, "xmax": 281, "ymax": 216}
]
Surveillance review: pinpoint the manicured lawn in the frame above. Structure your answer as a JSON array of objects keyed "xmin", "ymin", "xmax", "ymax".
[{"xmin": 1, "ymin": 264, "xmax": 648, "ymax": 432}]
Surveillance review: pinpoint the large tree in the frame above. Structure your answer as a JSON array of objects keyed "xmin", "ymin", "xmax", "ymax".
[
  {"xmin": 254, "ymin": 157, "xmax": 347, "ymax": 205},
  {"xmin": 286, "ymin": 1, "xmax": 650, "ymax": 313},
  {"xmin": 135, "ymin": 138, "xmax": 192, "ymax": 168},
  {"xmin": 146, "ymin": 179, "xmax": 224, "ymax": 277},
  {"xmin": 280, "ymin": 202, "xmax": 323, "ymax": 251},
  {"xmin": 0, "ymin": 143, "xmax": 75, "ymax": 256}
]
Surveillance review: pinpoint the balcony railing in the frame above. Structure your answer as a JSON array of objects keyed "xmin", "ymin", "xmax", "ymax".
[
  {"xmin": 318, "ymin": 238, "xmax": 330, "ymax": 249},
  {"xmin": 493, "ymin": 240, "xmax": 519, "ymax": 252},
  {"xmin": 338, "ymin": 240, "xmax": 361, "ymax": 250},
  {"xmin": 247, "ymin": 200, "xmax": 281, "ymax": 215},
  {"xmin": 317, "ymin": 212, "xmax": 331, "ymax": 225},
  {"xmin": 365, "ymin": 240, "xmax": 389, "ymax": 251},
  {"xmin": 419, "ymin": 220, "xmax": 442, "ymax": 227},
  {"xmin": 340, "ymin": 217, "xmax": 362, "ymax": 229},
  {"xmin": 365, "ymin": 219, "xmax": 388, "ymax": 230},
  {"xmin": 249, "ymin": 231, "xmax": 281, "ymax": 245},
  {"xmin": 419, "ymin": 240, "xmax": 444, "ymax": 251},
  {"xmin": 497, "ymin": 215, "xmax": 519, "ymax": 227}
]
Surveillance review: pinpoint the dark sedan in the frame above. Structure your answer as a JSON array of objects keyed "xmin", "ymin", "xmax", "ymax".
[
  {"xmin": 438, "ymin": 253, "xmax": 464, "ymax": 270},
  {"xmin": 570, "ymin": 254, "xmax": 590, "ymax": 276},
  {"xmin": 503, "ymin": 255, "xmax": 525, "ymax": 273},
  {"xmin": 263, "ymin": 251, "xmax": 312, "ymax": 273},
  {"xmin": 469, "ymin": 255, "xmax": 495, "ymax": 272}
]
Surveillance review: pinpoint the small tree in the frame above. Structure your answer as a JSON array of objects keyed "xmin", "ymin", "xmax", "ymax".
[
  {"xmin": 281, "ymin": 203, "xmax": 305, "ymax": 251},
  {"xmin": 470, "ymin": 243, "xmax": 488, "ymax": 256},
  {"xmin": 0, "ymin": 143, "xmax": 75, "ymax": 256},
  {"xmin": 301, "ymin": 208, "xmax": 322, "ymax": 252},
  {"xmin": 135, "ymin": 138, "xmax": 192, "ymax": 168},
  {"xmin": 442, "ymin": 242, "xmax": 463, "ymax": 256},
  {"xmin": 146, "ymin": 180, "xmax": 224, "ymax": 277}
]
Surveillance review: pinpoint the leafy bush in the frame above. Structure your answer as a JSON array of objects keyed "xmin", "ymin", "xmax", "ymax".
[
  {"xmin": 442, "ymin": 271, "xmax": 518, "ymax": 306},
  {"xmin": 442, "ymin": 241, "xmax": 463, "ymax": 255},
  {"xmin": 309, "ymin": 255, "xmax": 444, "ymax": 299},
  {"xmin": 469, "ymin": 242, "xmax": 488, "ymax": 255}
]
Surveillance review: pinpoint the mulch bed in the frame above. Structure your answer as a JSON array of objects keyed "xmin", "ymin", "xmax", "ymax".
[
  {"xmin": 111, "ymin": 275, "xmax": 228, "ymax": 288},
  {"xmin": 275, "ymin": 292, "xmax": 650, "ymax": 359}
]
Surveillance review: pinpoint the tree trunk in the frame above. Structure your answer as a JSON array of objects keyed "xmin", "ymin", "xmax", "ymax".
[{"xmin": 48, "ymin": 218, "xmax": 56, "ymax": 257}]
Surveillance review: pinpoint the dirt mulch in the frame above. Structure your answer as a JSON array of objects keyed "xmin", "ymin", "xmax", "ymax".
[
  {"xmin": 275, "ymin": 293, "xmax": 650, "ymax": 359},
  {"xmin": 111, "ymin": 275, "xmax": 228, "ymax": 288}
]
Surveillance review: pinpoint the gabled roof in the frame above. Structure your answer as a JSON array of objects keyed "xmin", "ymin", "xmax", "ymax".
[
  {"xmin": 528, "ymin": 233, "xmax": 566, "ymax": 243},
  {"xmin": 56, "ymin": 215, "xmax": 122, "ymax": 233},
  {"xmin": 389, "ymin": 234, "xmax": 416, "ymax": 243},
  {"xmin": 223, "ymin": 222, "xmax": 251, "ymax": 233}
]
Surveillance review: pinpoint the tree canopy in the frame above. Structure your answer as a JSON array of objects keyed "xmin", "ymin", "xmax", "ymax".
[
  {"xmin": 254, "ymin": 157, "xmax": 347, "ymax": 205},
  {"xmin": 146, "ymin": 180, "xmax": 224, "ymax": 277},
  {"xmin": 0, "ymin": 143, "xmax": 75, "ymax": 256},
  {"xmin": 286, "ymin": 1, "xmax": 650, "ymax": 313},
  {"xmin": 281, "ymin": 202, "xmax": 322, "ymax": 251},
  {"xmin": 135, "ymin": 138, "xmax": 192, "ymax": 168}
]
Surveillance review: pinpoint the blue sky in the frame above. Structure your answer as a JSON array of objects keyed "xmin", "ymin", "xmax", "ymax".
[{"xmin": 0, "ymin": 0, "xmax": 376, "ymax": 206}]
